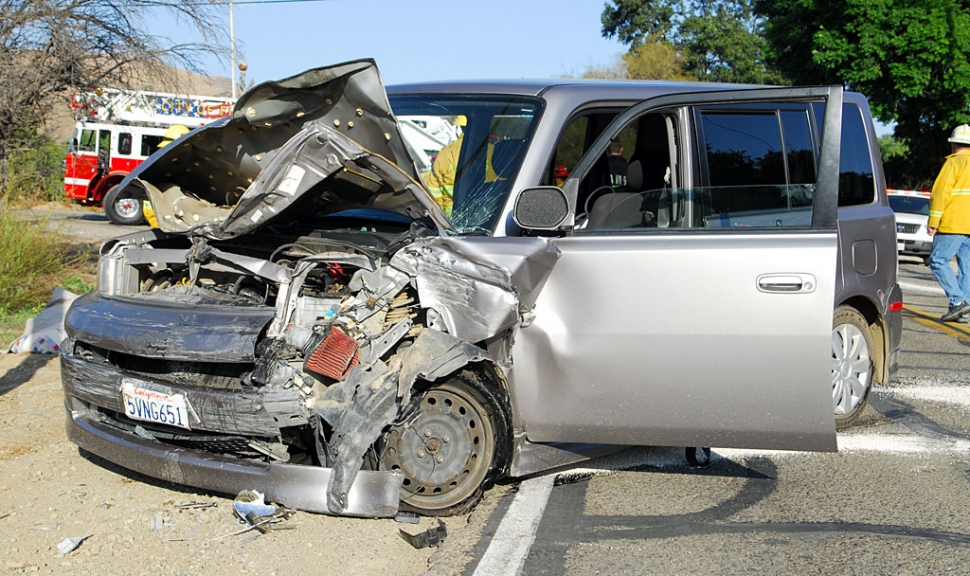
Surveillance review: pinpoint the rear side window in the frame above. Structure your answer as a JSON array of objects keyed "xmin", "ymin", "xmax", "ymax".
[
  {"xmin": 698, "ymin": 106, "xmax": 817, "ymax": 227},
  {"xmin": 837, "ymin": 104, "xmax": 875, "ymax": 206}
]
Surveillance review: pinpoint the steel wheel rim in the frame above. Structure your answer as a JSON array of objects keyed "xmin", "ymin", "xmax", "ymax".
[
  {"xmin": 113, "ymin": 196, "xmax": 140, "ymax": 220},
  {"xmin": 381, "ymin": 385, "xmax": 495, "ymax": 510},
  {"xmin": 831, "ymin": 322, "xmax": 871, "ymax": 415}
]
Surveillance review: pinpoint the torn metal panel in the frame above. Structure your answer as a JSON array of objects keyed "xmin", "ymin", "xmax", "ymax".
[
  {"xmin": 315, "ymin": 328, "xmax": 490, "ymax": 514},
  {"xmin": 65, "ymin": 292, "xmax": 275, "ymax": 363},
  {"xmin": 389, "ymin": 237, "xmax": 560, "ymax": 342}
]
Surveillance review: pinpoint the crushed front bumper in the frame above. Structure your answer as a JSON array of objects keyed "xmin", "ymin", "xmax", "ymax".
[{"xmin": 65, "ymin": 400, "xmax": 402, "ymax": 517}]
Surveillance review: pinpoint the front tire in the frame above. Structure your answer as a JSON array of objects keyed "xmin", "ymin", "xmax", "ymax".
[
  {"xmin": 832, "ymin": 306, "xmax": 874, "ymax": 430},
  {"xmin": 378, "ymin": 371, "xmax": 510, "ymax": 516},
  {"xmin": 103, "ymin": 184, "xmax": 145, "ymax": 225}
]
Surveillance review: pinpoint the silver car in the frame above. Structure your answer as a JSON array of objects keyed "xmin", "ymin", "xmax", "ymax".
[{"xmin": 61, "ymin": 60, "xmax": 902, "ymax": 517}]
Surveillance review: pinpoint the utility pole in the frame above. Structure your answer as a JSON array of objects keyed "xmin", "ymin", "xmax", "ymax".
[{"xmin": 230, "ymin": 1, "xmax": 237, "ymax": 99}]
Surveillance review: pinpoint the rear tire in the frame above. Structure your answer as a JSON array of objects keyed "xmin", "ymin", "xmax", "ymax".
[
  {"xmin": 377, "ymin": 371, "xmax": 510, "ymax": 516},
  {"xmin": 832, "ymin": 306, "xmax": 874, "ymax": 430},
  {"xmin": 103, "ymin": 184, "xmax": 145, "ymax": 225}
]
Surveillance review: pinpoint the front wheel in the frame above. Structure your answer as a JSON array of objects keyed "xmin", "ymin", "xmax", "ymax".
[
  {"xmin": 103, "ymin": 184, "xmax": 145, "ymax": 225},
  {"xmin": 832, "ymin": 306, "xmax": 874, "ymax": 430},
  {"xmin": 378, "ymin": 371, "xmax": 510, "ymax": 516}
]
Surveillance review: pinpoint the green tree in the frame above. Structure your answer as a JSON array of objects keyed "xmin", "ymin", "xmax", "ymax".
[
  {"xmin": 601, "ymin": 0, "xmax": 784, "ymax": 84},
  {"xmin": 757, "ymin": 0, "xmax": 970, "ymax": 184}
]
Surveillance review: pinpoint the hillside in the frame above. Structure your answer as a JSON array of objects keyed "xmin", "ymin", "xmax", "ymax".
[{"xmin": 44, "ymin": 68, "xmax": 233, "ymax": 143}]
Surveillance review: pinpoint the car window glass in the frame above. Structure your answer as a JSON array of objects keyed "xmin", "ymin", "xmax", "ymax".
[
  {"xmin": 141, "ymin": 135, "xmax": 164, "ymax": 156},
  {"xmin": 838, "ymin": 104, "xmax": 875, "ymax": 207},
  {"xmin": 577, "ymin": 112, "xmax": 679, "ymax": 232},
  {"xmin": 118, "ymin": 132, "xmax": 133, "ymax": 155},
  {"xmin": 390, "ymin": 95, "xmax": 542, "ymax": 234},
  {"xmin": 546, "ymin": 116, "xmax": 588, "ymax": 187},
  {"xmin": 78, "ymin": 129, "xmax": 97, "ymax": 153},
  {"xmin": 580, "ymin": 105, "xmax": 820, "ymax": 233},
  {"xmin": 888, "ymin": 195, "xmax": 929, "ymax": 215}
]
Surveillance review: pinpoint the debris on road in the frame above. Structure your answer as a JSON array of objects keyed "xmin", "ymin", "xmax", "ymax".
[
  {"xmin": 399, "ymin": 520, "xmax": 447, "ymax": 549},
  {"xmin": 56, "ymin": 534, "xmax": 91, "ymax": 554}
]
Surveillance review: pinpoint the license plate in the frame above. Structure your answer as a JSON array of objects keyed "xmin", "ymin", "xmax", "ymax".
[
  {"xmin": 121, "ymin": 380, "xmax": 191, "ymax": 430},
  {"xmin": 897, "ymin": 242, "xmax": 905, "ymax": 251}
]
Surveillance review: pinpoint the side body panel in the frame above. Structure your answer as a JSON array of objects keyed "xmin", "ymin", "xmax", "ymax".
[{"xmin": 511, "ymin": 233, "xmax": 838, "ymax": 451}]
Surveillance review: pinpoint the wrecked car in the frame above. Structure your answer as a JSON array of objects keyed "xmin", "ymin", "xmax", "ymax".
[{"xmin": 61, "ymin": 59, "xmax": 902, "ymax": 517}]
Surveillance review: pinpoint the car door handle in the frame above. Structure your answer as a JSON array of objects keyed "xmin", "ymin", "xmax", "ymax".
[{"xmin": 757, "ymin": 274, "xmax": 817, "ymax": 294}]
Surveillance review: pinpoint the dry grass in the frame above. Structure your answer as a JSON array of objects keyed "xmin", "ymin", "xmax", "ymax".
[{"xmin": 0, "ymin": 201, "xmax": 96, "ymax": 345}]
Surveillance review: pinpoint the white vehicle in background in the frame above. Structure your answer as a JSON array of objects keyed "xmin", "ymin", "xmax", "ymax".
[{"xmin": 888, "ymin": 189, "xmax": 932, "ymax": 263}]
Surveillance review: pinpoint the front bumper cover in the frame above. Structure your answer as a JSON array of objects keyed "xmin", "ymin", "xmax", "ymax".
[{"xmin": 65, "ymin": 402, "xmax": 403, "ymax": 517}]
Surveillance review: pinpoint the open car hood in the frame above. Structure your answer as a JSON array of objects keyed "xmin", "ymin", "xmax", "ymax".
[{"xmin": 125, "ymin": 59, "xmax": 454, "ymax": 239}]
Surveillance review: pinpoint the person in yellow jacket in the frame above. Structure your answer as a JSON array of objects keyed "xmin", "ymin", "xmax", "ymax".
[{"xmin": 928, "ymin": 124, "xmax": 970, "ymax": 321}]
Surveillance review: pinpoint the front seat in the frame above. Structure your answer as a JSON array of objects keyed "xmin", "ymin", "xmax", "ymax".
[{"xmin": 586, "ymin": 160, "xmax": 645, "ymax": 229}]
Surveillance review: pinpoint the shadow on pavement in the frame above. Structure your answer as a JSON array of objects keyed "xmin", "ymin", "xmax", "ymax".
[{"xmin": 0, "ymin": 354, "xmax": 56, "ymax": 397}]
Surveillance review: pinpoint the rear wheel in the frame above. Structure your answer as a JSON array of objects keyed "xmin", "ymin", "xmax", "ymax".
[
  {"xmin": 832, "ymin": 306, "xmax": 874, "ymax": 430},
  {"xmin": 103, "ymin": 184, "xmax": 145, "ymax": 225},
  {"xmin": 378, "ymin": 371, "xmax": 510, "ymax": 516}
]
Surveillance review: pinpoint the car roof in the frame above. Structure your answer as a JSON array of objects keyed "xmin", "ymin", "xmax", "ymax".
[
  {"xmin": 386, "ymin": 79, "xmax": 759, "ymax": 99},
  {"xmin": 386, "ymin": 80, "xmax": 866, "ymax": 113}
]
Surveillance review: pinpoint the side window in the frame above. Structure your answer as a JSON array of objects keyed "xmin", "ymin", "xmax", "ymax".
[
  {"xmin": 838, "ymin": 104, "xmax": 875, "ymax": 206},
  {"xmin": 142, "ymin": 135, "xmax": 165, "ymax": 156},
  {"xmin": 699, "ymin": 108, "xmax": 815, "ymax": 228},
  {"xmin": 118, "ymin": 132, "xmax": 133, "ymax": 155},
  {"xmin": 546, "ymin": 111, "xmax": 622, "ymax": 191},
  {"xmin": 546, "ymin": 116, "xmax": 588, "ymax": 186},
  {"xmin": 578, "ymin": 112, "xmax": 678, "ymax": 232},
  {"xmin": 98, "ymin": 130, "xmax": 111, "ymax": 154},
  {"xmin": 77, "ymin": 129, "xmax": 97, "ymax": 153}
]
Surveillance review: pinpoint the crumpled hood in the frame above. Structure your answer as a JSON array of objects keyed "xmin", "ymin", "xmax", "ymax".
[{"xmin": 122, "ymin": 59, "xmax": 453, "ymax": 239}]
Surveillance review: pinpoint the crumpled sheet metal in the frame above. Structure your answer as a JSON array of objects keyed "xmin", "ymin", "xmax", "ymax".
[
  {"xmin": 314, "ymin": 328, "xmax": 490, "ymax": 515},
  {"xmin": 65, "ymin": 291, "xmax": 275, "ymax": 363},
  {"xmin": 389, "ymin": 237, "xmax": 560, "ymax": 342}
]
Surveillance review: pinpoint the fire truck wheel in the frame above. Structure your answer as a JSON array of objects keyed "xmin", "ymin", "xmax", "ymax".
[{"xmin": 103, "ymin": 184, "xmax": 146, "ymax": 226}]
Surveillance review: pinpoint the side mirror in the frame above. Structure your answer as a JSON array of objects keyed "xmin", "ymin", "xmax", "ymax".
[{"xmin": 513, "ymin": 186, "xmax": 569, "ymax": 230}]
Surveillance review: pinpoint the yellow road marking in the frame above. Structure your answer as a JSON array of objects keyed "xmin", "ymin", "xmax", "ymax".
[{"xmin": 903, "ymin": 304, "xmax": 970, "ymax": 341}]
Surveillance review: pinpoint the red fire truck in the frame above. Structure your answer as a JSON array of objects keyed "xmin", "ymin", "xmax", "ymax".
[{"xmin": 64, "ymin": 89, "xmax": 235, "ymax": 225}]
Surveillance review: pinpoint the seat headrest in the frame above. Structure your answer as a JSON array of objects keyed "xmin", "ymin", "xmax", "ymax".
[{"xmin": 626, "ymin": 160, "xmax": 643, "ymax": 190}]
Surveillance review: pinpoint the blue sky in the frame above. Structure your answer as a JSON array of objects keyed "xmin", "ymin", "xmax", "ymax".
[{"xmin": 156, "ymin": 0, "xmax": 627, "ymax": 87}]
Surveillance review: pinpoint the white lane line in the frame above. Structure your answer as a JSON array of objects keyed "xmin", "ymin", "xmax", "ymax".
[
  {"xmin": 899, "ymin": 280, "xmax": 944, "ymax": 296},
  {"xmin": 473, "ymin": 474, "xmax": 555, "ymax": 576},
  {"xmin": 890, "ymin": 385, "xmax": 970, "ymax": 409}
]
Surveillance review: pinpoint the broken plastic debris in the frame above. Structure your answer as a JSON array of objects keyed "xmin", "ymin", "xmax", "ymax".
[
  {"xmin": 150, "ymin": 515, "xmax": 165, "ymax": 532},
  {"xmin": 175, "ymin": 502, "xmax": 217, "ymax": 510},
  {"xmin": 394, "ymin": 512, "xmax": 420, "ymax": 524},
  {"xmin": 30, "ymin": 524, "xmax": 57, "ymax": 531},
  {"xmin": 233, "ymin": 490, "xmax": 276, "ymax": 520},
  {"xmin": 57, "ymin": 534, "xmax": 91, "ymax": 554},
  {"xmin": 399, "ymin": 520, "xmax": 447, "ymax": 549}
]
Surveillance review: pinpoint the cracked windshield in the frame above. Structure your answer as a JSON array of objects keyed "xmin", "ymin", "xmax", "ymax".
[{"xmin": 391, "ymin": 95, "xmax": 541, "ymax": 234}]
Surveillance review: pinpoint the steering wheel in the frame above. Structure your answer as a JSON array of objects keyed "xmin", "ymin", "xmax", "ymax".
[{"xmin": 584, "ymin": 185, "xmax": 615, "ymax": 214}]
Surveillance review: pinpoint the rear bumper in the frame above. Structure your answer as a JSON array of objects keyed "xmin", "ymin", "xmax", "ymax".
[
  {"xmin": 897, "ymin": 238, "xmax": 932, "ymax": 256},
  {"xmin": 65, "ymin": 401, "xmax": 402, "ymax": 517}
]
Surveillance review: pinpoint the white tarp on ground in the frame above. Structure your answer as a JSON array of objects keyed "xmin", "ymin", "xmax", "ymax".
[{"xmin": 5, "ymin": 287, "xmax": 78, "ymax": 354}]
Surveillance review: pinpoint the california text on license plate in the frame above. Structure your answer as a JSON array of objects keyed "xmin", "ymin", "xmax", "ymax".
[{"xmin": 121, "ymin": 380, "xmax": 191, "ymax": 429}]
